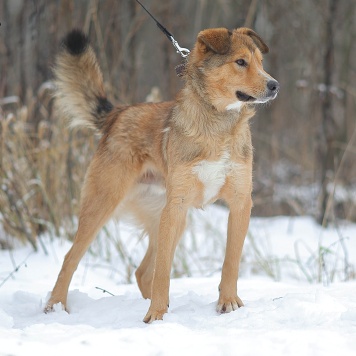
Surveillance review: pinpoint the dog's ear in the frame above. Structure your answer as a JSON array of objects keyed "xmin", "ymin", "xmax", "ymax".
[
  {"xmin": 197, "ymin": 28, "xmax": 232, "ymax": 55},
  {"xmin": 236, "ymin": 28, "xmax": 269, "ymax": 54}
]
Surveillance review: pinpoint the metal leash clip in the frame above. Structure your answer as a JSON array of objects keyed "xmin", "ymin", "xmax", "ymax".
[{"xmin": 171, "ymin": 37, "xmax": 190, "ymax": 58}]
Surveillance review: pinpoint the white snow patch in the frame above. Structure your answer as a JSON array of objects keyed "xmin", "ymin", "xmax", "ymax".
[{"xmin": 1, "ymin": 206, "xmax": 356, "ymax": 356}]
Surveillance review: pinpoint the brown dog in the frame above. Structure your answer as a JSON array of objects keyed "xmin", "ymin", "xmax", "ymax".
[{"xmin": 44, "ymin": 27, "xmax": 279, "ymax": 323}]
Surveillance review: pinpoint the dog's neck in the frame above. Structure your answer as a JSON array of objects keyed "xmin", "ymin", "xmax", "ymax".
[{"xmin": 172, "ymin": 82, "xmax": 255, "ymax": 140}]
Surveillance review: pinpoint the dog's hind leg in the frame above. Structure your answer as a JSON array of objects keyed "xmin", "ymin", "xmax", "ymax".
[
  {"xmin": 44, "ymin": 152, "xmax": 140, "ymax": 313},
  {"xmin": 132, "ymin": 185, "xmax": 165, "ymax": 299},
  {"xmin": 135, "ymin": 222, "xmax": 158, "ymax": 299}
]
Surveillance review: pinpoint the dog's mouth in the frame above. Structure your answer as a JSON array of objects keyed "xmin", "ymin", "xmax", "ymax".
[
  {"xmin": 235, "ymin": 91, "xmax": 255, "ymax": 102},
  {"xmin": 236, "ymin": 91, "xmax": 279, "ymax": 104}
]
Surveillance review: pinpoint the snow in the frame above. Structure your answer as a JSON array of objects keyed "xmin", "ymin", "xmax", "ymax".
[{"xmin": 1, "ymin": 205, "xmax": 356, "ymax": 356}]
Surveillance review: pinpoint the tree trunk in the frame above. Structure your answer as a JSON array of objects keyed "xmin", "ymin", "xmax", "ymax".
[{"xmin": 318, "ymin": 0, "xmax": 338, "ymax": 225}]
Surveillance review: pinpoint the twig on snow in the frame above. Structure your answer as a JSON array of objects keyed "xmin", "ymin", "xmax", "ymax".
[
  {"xmin": 95, "ymin": 286, "xmax": 115, "ymax": 296},
  {"xmin": 0, "ymin": 251, "xmax": 34, "ymax": 288}
]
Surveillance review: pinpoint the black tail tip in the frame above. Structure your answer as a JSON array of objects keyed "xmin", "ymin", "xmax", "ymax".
[{"xmin": 61, "ymin": 29, "xmax": 89, "ymax": 56}]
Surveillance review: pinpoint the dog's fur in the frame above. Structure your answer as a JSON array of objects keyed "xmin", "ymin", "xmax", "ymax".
[{"xmin": 45, "ymin": 27, "xmax": 279, "ymax": 323}]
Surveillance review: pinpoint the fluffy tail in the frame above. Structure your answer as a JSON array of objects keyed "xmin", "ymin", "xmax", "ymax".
[{"xmin": 54, "ymin": 29, "xmax": 113, "ymax": 131}]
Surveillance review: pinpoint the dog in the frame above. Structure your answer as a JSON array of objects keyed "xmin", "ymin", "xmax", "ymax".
[{"xmin": 44, "ymin": 27, "xmax": 279, "ymax": 323}]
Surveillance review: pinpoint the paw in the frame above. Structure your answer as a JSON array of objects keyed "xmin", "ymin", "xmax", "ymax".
[
  {"xmin": 43, "ymin": 304, "xmax": 53, "ymax": 314},
  {"xmin": 43, "ymin": 298, "xmax": 67, "ymax": 314},
  {"xmin": 143, "ymin": 306, "xmax": 167, "ymax": 323},
  {"xmin": 216, "ymin": 295, "xmax": 243, "ymax": 314}
]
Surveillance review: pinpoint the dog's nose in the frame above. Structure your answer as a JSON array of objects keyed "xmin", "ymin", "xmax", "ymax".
[{"xmin": 267, "ymin": 80, "xmax": 280, "ymax": 93}]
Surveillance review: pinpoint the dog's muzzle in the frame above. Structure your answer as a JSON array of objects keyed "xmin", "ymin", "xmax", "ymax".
[{"xmin": 236, "ymin": 80, "xmax": 280, "ymax": 103}]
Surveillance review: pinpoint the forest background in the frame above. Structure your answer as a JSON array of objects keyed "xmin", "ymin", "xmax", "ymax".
[{"xmin": 0, "ymin": 0, "xmax": 355, "ymax": 250}]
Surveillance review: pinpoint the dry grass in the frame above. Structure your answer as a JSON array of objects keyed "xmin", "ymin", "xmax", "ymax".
[{"xmin": 0, "ymin": 84, "xmax": 96, "ymax": 250}]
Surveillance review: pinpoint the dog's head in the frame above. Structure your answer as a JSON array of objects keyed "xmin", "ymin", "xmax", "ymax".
[{"xmin": 188, "ymin": 27, "xmax": 279, "ymax": 112}]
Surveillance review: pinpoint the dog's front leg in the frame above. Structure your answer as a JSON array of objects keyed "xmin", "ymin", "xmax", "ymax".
[
  {"xmin": 217, "ymin": 197, "xmax": 252, "ymax": 313},
  {"xmin": 143, "ymin": 198, "xmax": 188, "ymax": 323}
]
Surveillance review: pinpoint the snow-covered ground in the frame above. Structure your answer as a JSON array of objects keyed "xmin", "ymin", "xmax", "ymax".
[{"xmin": 1, "ymin": 206, "xmax": 356, "ymax": 356}]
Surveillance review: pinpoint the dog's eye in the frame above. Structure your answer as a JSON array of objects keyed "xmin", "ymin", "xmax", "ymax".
[{"xmin": 236, "ymin": 59, "xmax": 247, "ymax": 67}]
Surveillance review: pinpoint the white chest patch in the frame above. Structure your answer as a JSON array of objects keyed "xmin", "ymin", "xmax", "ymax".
[{"xmin": 192, "ymin": 151, "xmax": 231, "ymax": 205}]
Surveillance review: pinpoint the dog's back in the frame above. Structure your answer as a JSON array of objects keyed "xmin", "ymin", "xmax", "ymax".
[{"xmin": 55, "ymin": 30, "xmax": 176, "ymax": 176}]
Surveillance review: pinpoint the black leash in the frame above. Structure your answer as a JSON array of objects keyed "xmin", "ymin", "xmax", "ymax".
[{"xmin": 135, "ymin": 0, "xmax": 190, "ymax": 61}]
